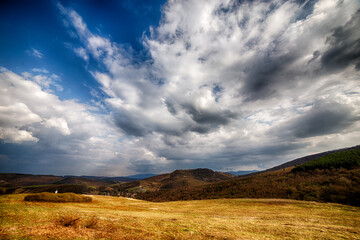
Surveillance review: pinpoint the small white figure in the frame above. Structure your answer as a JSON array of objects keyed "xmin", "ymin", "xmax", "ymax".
[{"xmin": 55, "ymin": 189, "xmax": 58, "ymax": 194}]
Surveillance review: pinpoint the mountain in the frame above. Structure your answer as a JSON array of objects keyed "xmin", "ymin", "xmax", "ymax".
[
  {"xmin": 80, "ymin": 176, "xmax": 136, "ymax": 182},
  {"xmin": 0, "ymin": 173, "xmax": 63, "ymax": 188},
  {"xmin": 263, "ymin": 145, "xmax": 360, "ymax": 172},
  {"xmin": 125, "ymin": 174, "xmax": 158, "ymax": 180},
  {"xmin": 226, "ymin": 170, "xmax": 258, "ymax": 176},
  {"xmin": 110, "ymin": 168, "xmax": 235, "ymax": 195},
  {"xmin": 2, "ymin": 145, "xmax": 359, "ymax": 206},
  {"xmin": 137, "ymin": 146, "xmax": 360, "ymax": 206},
  {"xmin": 0, "ymin": 174, "xmax": 133, "ymax": 195},
  {"xmin": 54, "ymin": 176, "xmax": 113, "ymax": 187}
]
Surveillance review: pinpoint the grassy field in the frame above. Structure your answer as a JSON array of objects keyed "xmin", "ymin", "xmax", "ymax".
[{"xmin": 0, "ymin": 194, "xmax": 359, "ymax": 239}]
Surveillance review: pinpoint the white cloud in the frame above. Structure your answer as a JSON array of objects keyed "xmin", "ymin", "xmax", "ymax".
[
  {"xmin": 1, "ymin": 0, "xmax": 357, "ymax": 175},
  {"xmin": 32, "ymin": 68, "xmax": 49, "ymax": 74},
  {"xmin": 0, "ymin": 68, "xmax": 138, "ymax": 175},
  {"xmin": 26, "ymin": 48, "xmax": 44, "ymax": 59},
  {"xmin": 74, "ymin": 47, "xmax": 89, "ymax": 61},
  {"xmin": 0, "ymin": 102, "xmax": 42, "ymax": 143},
  {"xmin": 0, "ymin": 103, "xmax": 42, "ymax": 128},
  {"xmin": 54, "ymin": 0, "xmax": 360, "ymax": 173},
  {"xmin": 43, "ymin": 117, "xmax": 71, "ymax": 135},
  {"xmin": 22, "ymin": 68, "xmax": 64, "ymax": 92},
  {"xmin": 0, "ymin": 127, "xmax": 39, "ymax": 143}
]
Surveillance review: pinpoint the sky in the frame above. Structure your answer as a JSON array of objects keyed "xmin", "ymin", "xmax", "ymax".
[{"xmin": 0, "ymin": 0, "xmax": 359, "ymax": 176}]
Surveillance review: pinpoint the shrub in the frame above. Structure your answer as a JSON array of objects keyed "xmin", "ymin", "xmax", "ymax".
[
  {"xmin": 57, "ymin": 214, "xmax": 80, "ymax": 227},
  {"xmin": 84, "ymin": 215, "xmax": 98, "ymax": 229},
  {"xmin": 24, "ymin": 192, "xmax": 92, "ymax": 203}
]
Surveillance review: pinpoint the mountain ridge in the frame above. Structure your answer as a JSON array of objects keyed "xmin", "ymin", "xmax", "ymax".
[
  {"xmin": 137, "ymin": 146, "xmax": 360, "ymax": 206},
  {"xmin": 1, "ymin": 145, "xmax": 359, "ymax": 206}
]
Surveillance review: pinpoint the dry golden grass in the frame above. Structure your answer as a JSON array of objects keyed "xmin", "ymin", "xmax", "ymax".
[
  {"xmin": 24, "ymin": 192, "xmax": 92, "ymax": 203},
  {"xmin": 0, "ymin": 194, "xmax": 359, "ymax": 239}
]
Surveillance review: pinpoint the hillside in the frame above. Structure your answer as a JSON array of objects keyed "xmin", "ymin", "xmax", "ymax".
[
  {"xmin": 79, "ymin": 176, "xmax": 136, "ymax": 182},
  {"xmin": 2, "ymin": 146, "xmax": 359, "ymax": 206},
  {"xmin": 145, "ymin": 168, "xmax": 234, "ymax": 183},
  {"xmin": 263, "ymin": 145, "xmax": 360, "ymax": 173},
  {"xmin": 0, "ymin": 174, "xmax": 136, "ymax": 195},
  {"xmin": 0, "ymin": 173, "xmax": 63, "ymax": 188},
  {"xmin": 226, "ymin": 170, "xmax": 258, "ymax": 176},
  {"xmin": 138, "ymin": 148, "xmax": 360, "ymax": 206},
  {"xmin": 109, "ymin": 168, "xmax": 235, "ymax": 196},
  {"xmin": 54, "ymin": 176, "xmax": 113, "ymax": 187},
  {"xmin": 125, "ymin": 173, "xmax": 157, "ymax": 179},
  {"xmin": 1, "ymin": 194, "xmax": 359, "ymax": 239}
]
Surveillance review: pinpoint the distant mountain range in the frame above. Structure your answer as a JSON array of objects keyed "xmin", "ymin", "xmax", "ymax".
[
  {"xmin": 225, "ymin": 170, "xmax": 258, "ymax": 176},
  {"xmin": 67, "ymin": 174, "xmax": 158, "ymax": 181},
  {"xmin": 0, "ymin": 173, "xmax": 157, "ymax": 189},
  {"xmin": 1, "ymin": 145, "xmax": 359, "ymax": 206},
  {"xmin": 125, "ymin": 173, "xmax": 158, "ymax": 179}
]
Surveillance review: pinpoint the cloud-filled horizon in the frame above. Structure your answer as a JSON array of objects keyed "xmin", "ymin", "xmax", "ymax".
[{"xmin": 0, "ymin": 0, "xmax": 359, "ymax": 176}]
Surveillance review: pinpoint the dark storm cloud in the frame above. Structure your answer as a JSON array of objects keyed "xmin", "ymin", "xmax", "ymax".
[
  {"xmin": 321, "ymin": 10, "xmax": 360, "ymax": 72},
  {"xmin": 155, "ymin": 140, "xmax": 309, "ymax": 171},
  {"xmin": 188, "ymin": 125, "xmax": 212, "ymax": 134},
  {"xmin": 285, "ymin": 101, "xmax": 359, "ymax": 139},
  {"xmin": 183, "ymin": 104, "xmax": 237, "ymax": 125},
  {"xmin": 127, "ymin": 159, "xmax": 161, "ymax": 173},
  {"xmin": 0, "ymin": 143, "xmax": 85, "ymax": 175},
  {"xmin": 113, "ymin": 112, "xmax": 150, "ymax": 137},
  {"xmin": 181, "ymin": 103, "xmax": 237, "ymax": 134},
  {"xmin": 164, "ymin": 100, "xmax": 177, "ymax": 116},
  {"xmin": 163, "ymin": 100, "xmax": 237, "ymax": 134},
  {"xmin": 208, "ymin": 141, "xmax": 309, "ymax": 163},
  {"xmin": 247, "ymin": 141, "xmax": 310, "ymax": 156},
  {"xmin": 239, "ymin": 5, "xmax": 360, "ymax": 103},
  {"xmin": 241, "ymin": 54, "xmax": 297, "ymax": 101},
  {"xmin": 307, "ymin": 50, "xmax": 321, "ymax": 65}
]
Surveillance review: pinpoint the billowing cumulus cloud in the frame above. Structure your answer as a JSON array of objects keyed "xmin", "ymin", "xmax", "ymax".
[
  {"xmin": 57, "ymin": 0, "xmax": 360, "ymax": 172},
  {"xmin": 1, "ymin": 0, "xmax": 359, "ymax": 175},
  {"xmin": 0, "ymin": 68, "xmax": 130, "ymax": 175}
]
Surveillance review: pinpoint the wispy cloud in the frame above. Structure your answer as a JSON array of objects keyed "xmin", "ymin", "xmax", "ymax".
[
  {"xmin": 22, "ymin": 68, "xmax": 63, "ymax": 92},
  {"xmin": 53, "ymin": 0, "xmax": 360, "ymax": 174},
  {"xmin": 26, "ymin": 48, "xmax": 44, "ymax": 58}
]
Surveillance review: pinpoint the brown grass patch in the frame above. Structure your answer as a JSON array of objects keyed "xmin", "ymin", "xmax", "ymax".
[
  {"xmin": 57, "ymin": 214, "xmax": 80, "ymax": 227},
  {"xmin": 84, "ymin": 215, "xmax": 98, "ymax": 229}
]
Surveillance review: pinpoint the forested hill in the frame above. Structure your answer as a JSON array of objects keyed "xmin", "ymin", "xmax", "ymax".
[
  {"xmin": 263, "ymin": 145, "xmax": 360, "ymax": 173},
  {"xmin": 108, "ymin": 168, "xmax": 236, "ymax": 194},
  {"xmin": 138, "ymin": 147, "xmax": 360, "ymax": 206}
]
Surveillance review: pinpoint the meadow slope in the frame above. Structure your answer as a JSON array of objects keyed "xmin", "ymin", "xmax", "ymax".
[{"xmin": 0, "ymin": 194, "xmax": 359, "ymax": 239}]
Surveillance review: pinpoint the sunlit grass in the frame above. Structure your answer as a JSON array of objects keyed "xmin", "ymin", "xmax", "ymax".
[
  {"xmin": 0, "ymin": 194, "xmax": 359, "ymax": 239},
  {"xmin": 24, "ymin": 192, "xmax": 92, "ymax": 203}
]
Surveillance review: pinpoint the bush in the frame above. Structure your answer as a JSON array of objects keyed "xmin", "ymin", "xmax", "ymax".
[
  {"xmin": 57, "ymin": 214, "xmax": 80, "ymax": 227},
  {"xmin": 24, "ymin": 192, "xmax": 92, "ymax": 203},
  {"xmin": 84, "ymin": 215, "xmax": 98, "ymax": 229}
]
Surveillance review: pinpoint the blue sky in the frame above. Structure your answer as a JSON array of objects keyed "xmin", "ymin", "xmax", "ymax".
[
  {"xmin": 0, "ymin": 0, "xmax": 359, "ymax": 176},
  {"xmin": 0, "ymin": 0, "xmax": 165, "ymax": 102}
]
